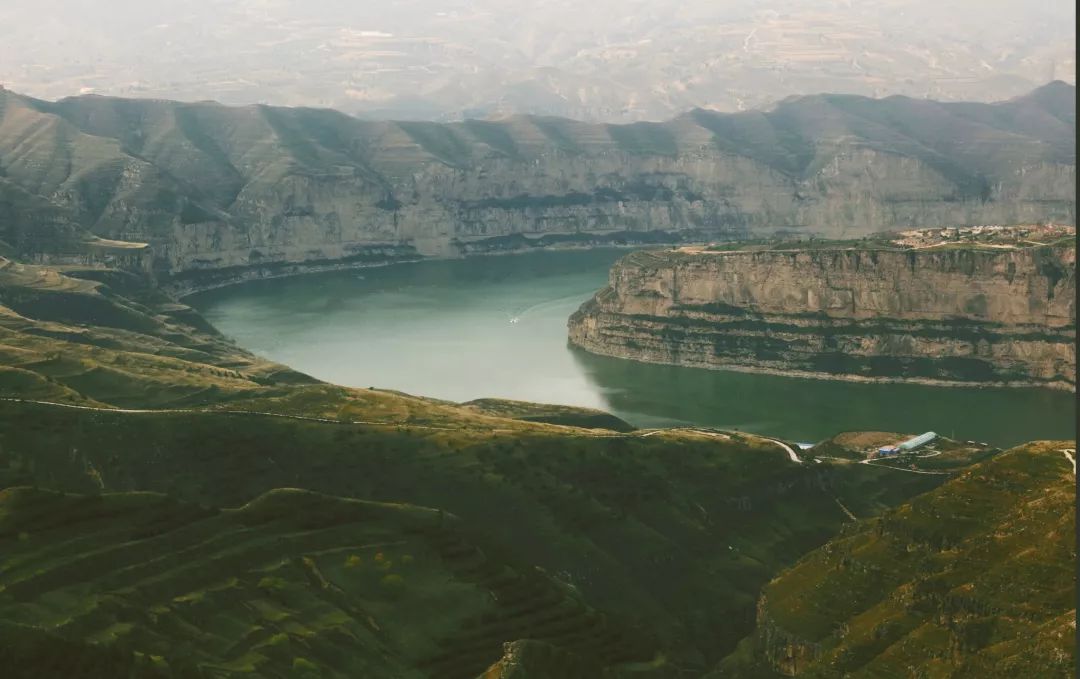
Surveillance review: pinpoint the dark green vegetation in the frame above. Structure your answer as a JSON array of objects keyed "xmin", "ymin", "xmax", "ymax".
[
  {"xmin": 0, "ymin": 398, "xmax": 955, "ymax": 676},
  {"xmin": 0, "ymin": 620, "xmax": 177, "ymax": 679},
  {"xmin": 0, "ymin": 258, "xmax": 311, "ymax": 408},
  {"xmin": 717, "ymin": 440, "xmax": 1076, "ymax": 678},
  {"xmin": 0, "ymin": 487, "xmax": 652, "ymax": 678}
]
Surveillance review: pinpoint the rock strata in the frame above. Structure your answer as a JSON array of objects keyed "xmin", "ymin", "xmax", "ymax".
[
  {"xmin": 568, "ymin": 245, "xmax": 1076, "ymax": 389},
  {"xmin": 0, "ymin": 84, "xmax": 1074, "ymax": 284}
]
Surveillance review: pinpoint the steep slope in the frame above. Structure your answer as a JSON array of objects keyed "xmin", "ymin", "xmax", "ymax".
[
  {"xmin": 0, "ymin": 84, "xmax": 1073, "ymax": 285},
  {"xmin": 0, "ymin": 257, "xmax": 312, "ymax": 408},
  {"xmin": 0, "ymin": 621, "xmax": 177, "ymax": 679},
  {"xmin": 717, "ymin": 440, "xmax": 1076, "ymax": 677},
  {"xmin": 569, "ymin": 242, "xmax": 1077, "ymax": 389}
]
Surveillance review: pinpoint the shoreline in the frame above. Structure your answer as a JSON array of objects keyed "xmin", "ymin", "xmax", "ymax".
[
  {"xmin": 171, "ymin": 241, "xmax": 669, "ymax": 299},
  {"xmin": 170, "ymin": 257, "xmax": 426, "ymax": 299},
  {"xmin": 566, "ymin": 342, "xmax": 1077, "ymax": 393}
]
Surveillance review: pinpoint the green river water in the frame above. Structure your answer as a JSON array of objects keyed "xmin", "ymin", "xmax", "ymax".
[{"xmin": 191, "ymin": 248, "xmax": 1076, "ymax": 448}]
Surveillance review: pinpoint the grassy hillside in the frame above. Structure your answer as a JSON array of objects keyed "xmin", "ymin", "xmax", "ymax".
[
  {"xmin": 461, "ymin": 398, "xmax": 636, "ymax": 432},
  {"xmin": 0, "ymin": 257, "xmax": 313, "ymax": 408},
  {"xmin": 0, "ymin": 398, "xmax": 953, "ymax": 673},
  {"xmin": 718, "ymin": 440, "xmax": 1076, "ymax": 678}
]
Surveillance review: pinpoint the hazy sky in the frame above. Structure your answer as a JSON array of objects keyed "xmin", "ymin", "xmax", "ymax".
[{"xmin": 1, "ymin": 0, "xmax": 1074, "ymax": 121}]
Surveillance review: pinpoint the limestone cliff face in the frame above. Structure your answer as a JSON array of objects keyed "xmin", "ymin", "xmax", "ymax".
[
  {"xmin": 0, "ymin": 86, "xmax": 1074, "ymax": 282},
  {"xmin": 568, "ymin": 246, "xmax": 1076, "ymax": 389},
  {"xmin": 158, "ymin": 148, "xmax": 1075, "ymax": 275}
]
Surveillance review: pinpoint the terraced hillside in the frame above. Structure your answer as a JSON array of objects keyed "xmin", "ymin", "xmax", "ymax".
[
  {"xmin": 717, "ymin": 441, "xmax": 1077, "ymax": 678},
  {"xmin": 1, "ymin": 397, "xmax": 959, "ymax": 673},
  {"xmin": 0, "ymin": 83, "xmax": 1073, "ymax": 286},
  {"xmin": 0, "ymin": 487, "xmax": 651, "ymax": 678}
]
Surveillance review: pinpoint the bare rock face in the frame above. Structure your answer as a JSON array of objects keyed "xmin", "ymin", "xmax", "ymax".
[
  {"xmin": 568, "ymin": 245, "xmax": 1076, "ymax": 389},
  {"xmin": 0, "ymin": 84, "xmax": 1074, "ymax": 286}
]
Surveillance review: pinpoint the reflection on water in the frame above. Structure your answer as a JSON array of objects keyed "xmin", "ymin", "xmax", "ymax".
[
  {"xmin": 192, "ymin": 249, "xmax": 1076, "ymax": 449},
  {"xmin": 570, "ymin": 348, "xmax": 1076, "ymax": 447}
]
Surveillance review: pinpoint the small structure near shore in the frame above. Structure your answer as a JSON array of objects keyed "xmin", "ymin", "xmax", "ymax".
[
  {"xmin": 897, "ymin": 432, "xmax": 938, "ymax": 452},
  {"xmin": 872, "ymin": 432, "xmax": 937, "ymax": 458}
]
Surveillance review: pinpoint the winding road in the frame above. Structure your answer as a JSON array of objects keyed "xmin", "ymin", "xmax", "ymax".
[
  {"xmin": 857, "ymin": 458, "xmax": 951, "ymax": 475},
  {"xmin": 0, "ymin": 397, "xmax": 466, "ymax": 432},
  {"xmin": 762, "ymin": 437, "xmax": 802, "ymax": 464}
]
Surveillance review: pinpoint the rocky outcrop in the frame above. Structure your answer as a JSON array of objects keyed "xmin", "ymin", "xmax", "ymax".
[
  {"xmin": 477, "ymin": 640, "xmax": 612, "ymax": 679},
  {"xmin": 568, "ymin": 245, "xmax": 1076, "ymax": 389},
  {"xmin": 753, "ymin": 595, "xmax": 822, "ymax": 676},
  {"xmin": 0, "ymin": 84, "xmax": 1074, "ymax": 284}
]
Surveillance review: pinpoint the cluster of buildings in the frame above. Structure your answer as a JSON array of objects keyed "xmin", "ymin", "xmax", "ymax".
[
  {"xmin": 891, "ymin": 223, "xmax": 1074, "ymax": 249},
  {"xmin": 876, "ymin": 431, "xmax": 937, "ymax": 457}
]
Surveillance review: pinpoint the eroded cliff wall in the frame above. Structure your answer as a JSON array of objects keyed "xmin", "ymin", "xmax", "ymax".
[
  {"xmin": 568, "ymin": 246, "xmax": 1076, "ymax": 389},
  {"xmin": 0, "ymin": 84, "xmax": 1074, "ymax": 283}
]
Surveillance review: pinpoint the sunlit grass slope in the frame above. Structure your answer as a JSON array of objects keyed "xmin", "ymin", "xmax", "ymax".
[{"xmin": 719, "ymin": 440, "xmax": 1076, "ymax": 678}]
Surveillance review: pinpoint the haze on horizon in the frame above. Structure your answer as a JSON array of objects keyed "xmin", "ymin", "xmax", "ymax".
[{"xmin": 0, "ymin": 0, "xmax": 1075, "ymax": 122}]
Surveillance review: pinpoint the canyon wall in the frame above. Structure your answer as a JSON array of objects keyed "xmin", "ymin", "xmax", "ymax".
[
  {"xmin": 568, "ymin": 245, "xmax": 1076, "ymax": 389},
  {"xmin": 0, "ymin": 83, "xmax": 1074, "ymax": 284}
]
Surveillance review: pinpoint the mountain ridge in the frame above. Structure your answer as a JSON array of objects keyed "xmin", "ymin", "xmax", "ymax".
[{"xmin": 0, "ymin": 83, "xmax": 1073, "ymax": 284}]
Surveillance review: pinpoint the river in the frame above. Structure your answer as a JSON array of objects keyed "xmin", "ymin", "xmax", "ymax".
[{"xmin": 191, "ymin": 249, "xmax": 1076, "ymax": 447}]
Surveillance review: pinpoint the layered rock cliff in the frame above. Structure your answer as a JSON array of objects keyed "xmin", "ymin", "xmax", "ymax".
[
  {"xmin": 0, "ymin": 83, "xmax": 1074, "ymax": 284},
  {"xmin": 568, "ymin": 245, "xmax": 1076, "ymax": 389}
]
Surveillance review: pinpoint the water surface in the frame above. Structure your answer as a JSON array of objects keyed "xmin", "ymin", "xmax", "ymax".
[{"xmin": 192, "ymin": 250, "xmax": 1076, "ymax": 447}]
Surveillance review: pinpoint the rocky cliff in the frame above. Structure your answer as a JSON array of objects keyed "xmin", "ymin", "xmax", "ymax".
[
  {"xmin": 0, "ymin": 83, "xmax": 1074, "ymax": 284},
  {"xmin": 568, "ymin": 244, "xmax": 1076, "ymax": 389}
]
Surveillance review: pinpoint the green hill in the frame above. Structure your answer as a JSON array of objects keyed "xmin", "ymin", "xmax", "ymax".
[{"xmin": 717, "ymin": 440, "xmax": 1076, "ymax": 678}]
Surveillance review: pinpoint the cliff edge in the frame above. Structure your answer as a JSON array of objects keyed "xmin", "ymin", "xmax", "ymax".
[{"xmin": 568, "ymin": 242, "xmax": 1076, "ymax": 390}]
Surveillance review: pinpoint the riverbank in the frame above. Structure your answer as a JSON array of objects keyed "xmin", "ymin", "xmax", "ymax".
[
  {"xmin": 191, "ymin": 249, "xmax": 1076, "ymax": 447},
  {"xmin": 171, "ymin": 240, "xmax": 678, "ymax": 299}
]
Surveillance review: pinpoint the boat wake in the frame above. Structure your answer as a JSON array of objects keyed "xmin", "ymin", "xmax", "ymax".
[{"xmin": 501, "ymin": 292, "xmax": 588, "ymax": 324}]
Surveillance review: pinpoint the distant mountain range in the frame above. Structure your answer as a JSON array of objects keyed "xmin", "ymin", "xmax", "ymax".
[
  {"xmin": 0, "ymin": 0, "xmax": 1074, "ymax": 122},
  {"xmin": 0, "ymin": 82, "xmax": 1074, "ymax": 281}
]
